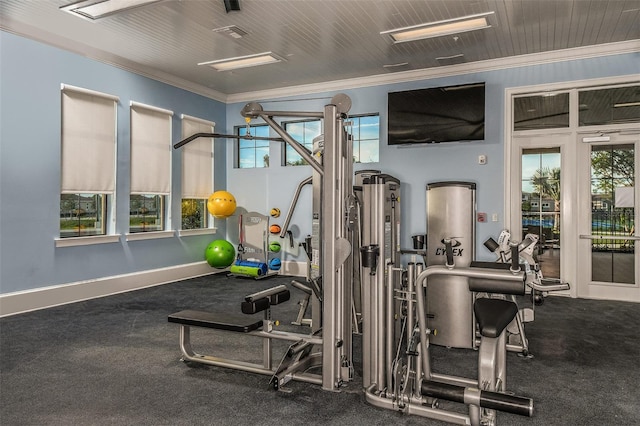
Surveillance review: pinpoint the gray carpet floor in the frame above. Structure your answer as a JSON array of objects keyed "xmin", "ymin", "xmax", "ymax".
[{"xmin": 1, "ymin": 273, "xmax": 639, "ymax": 425}]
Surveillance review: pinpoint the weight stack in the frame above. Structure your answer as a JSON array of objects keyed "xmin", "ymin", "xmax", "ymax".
[{"xmin": 426, "ymin": 182, "xmax": 476, "ymax": 349}]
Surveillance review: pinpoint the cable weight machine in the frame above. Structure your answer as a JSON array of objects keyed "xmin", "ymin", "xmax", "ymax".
[
  {"xmin": 172, "ymin": 99, "xmax": 542, "ymax": 424},
  {"xmin": 358, "ymin": 179, "xmax": 535, "ymax": 425},
  {"xmin": 172, "ymin": 94, "xmax": 355, "ymax": 392}
]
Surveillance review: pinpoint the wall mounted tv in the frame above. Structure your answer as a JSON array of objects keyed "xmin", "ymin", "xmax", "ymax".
[{"xmin": 387, "ymin": 82, "xmax": 485, "ymax": 145}]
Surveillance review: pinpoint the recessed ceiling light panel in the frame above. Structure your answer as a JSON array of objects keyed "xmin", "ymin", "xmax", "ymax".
[
  {"xmin": 60, "ymin": 0, "xmax": 163, "ymax": 21},
  {"xmin": 198, "ymin": 52, "xmax": 284, "ymax": 71},
  {"xmin": 381, "ymin": 12, "xmax": 494, "ymax": 43},
  {"xmin": 212, "ymin": 25, "xmax": 248, "ymax": 39}
]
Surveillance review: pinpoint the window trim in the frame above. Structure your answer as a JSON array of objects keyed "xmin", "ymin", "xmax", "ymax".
[
  {"xmin": 129, "ymin": 101, "xmax": 173, "ymax": 234},
  {"xmin": 55, "ymin": 234, "xmax": 121, "ymax": 248},
  {"xmin": 180, "ymin": 115, "xmax": 215, "ymax": 232},
  {"xmin": 59, "ymin": 84, "xmax": 118, "ymax": 239}
]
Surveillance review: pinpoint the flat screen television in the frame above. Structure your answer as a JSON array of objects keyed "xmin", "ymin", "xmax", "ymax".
[{"xmin": 387, "ymin": 82, "xmax": 485, "ymax": 145}]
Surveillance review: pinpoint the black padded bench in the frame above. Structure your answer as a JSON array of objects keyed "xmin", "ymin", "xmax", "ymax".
[
  {"xmin": 168, "ymin": 310, "xmax": 264, "ymax": 333},
  {"xmin": 168, "ymin": 284, "xmax": 291, "ymax": 332},
  {"xmin": 167, "ymin": 284, "xmax": 318, "ymax": 382}
]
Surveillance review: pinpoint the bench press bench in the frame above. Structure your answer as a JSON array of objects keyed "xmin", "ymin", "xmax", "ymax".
[
  {"xmin": 168, "ymin": 284, "xmax": 324, "ymax": 388},
  {"xmin": 168, "ymin": 284, "xmax": 292, "ymax": 332}
]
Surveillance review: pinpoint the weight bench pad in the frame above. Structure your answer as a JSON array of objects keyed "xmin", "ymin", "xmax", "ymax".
[
  {"xmin": 241, "ymin": 297, "xmax": 271, "ymax": 315},
  {"xmin": 474, "ymin": 298, "xmax": 519, "ymax": 338},
  {"xmin": 168, "ymin": 310, "xmax": 263, "ymax": 333},
  {"xmin": 269, "ymin": 289, "xmax": 290, "ymax": 305}
]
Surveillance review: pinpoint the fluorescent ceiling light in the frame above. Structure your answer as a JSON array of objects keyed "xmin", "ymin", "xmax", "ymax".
[
  {"xmin": 198, "ymin": 52, "xmax": 283, "ymax": 71},
  {"xmin": 60, "ymin": 0, "xmax": 162, "ymax": 21},
  {"xmin": 614, "ymin": 101, "xmax": 640, "ymax": 108},
  {"xmin": 382, "ymin": 12, "xmax": 494, "ymax": 43}
]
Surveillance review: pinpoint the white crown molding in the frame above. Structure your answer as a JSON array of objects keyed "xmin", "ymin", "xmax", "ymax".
[
  {"xmin": 0, "ymin": 18, "xmax": 227, "ymax": 103},
  {"xmin": 227, "ymin": 39, "xmax": 640, "ymax": 104},
  {"xmin": 2, "ymin": 16, "xmax": 638, "ymax": 105}
]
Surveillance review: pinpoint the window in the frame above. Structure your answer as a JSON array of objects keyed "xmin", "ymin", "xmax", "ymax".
[
  {"xmin": 284, "ymin": 120, "xmax": 321, "ymax": 166},
  {"xmin": 283, "ymin": 114, "xmax": 380, "ymax": 166},
  {"xmin": 60, "ymin": 85, "xmax": 118, "ymax": 238},
  {"xmin": 60, "ymin": 193, "xmax": 106, "ymax": 237},
  {"xmin": 129, "ymin": 102, "xmax": 173, "ymax": 233},
  {"xmin": 521, "ymin": 147, "xmax": 561, "ymax": 275},
  {"xmin": 237, "ymin": 124, "xmax": 270, "ymax": 168},
  {"xmin": 349, "ymin": 114, "xmax": 379, "ymax": 163},
  {"xmin": 181, "ymin": 115, "xmax": 214, "ymax": 230},
  {"xmin": 130, "ymin": 194, "xmax": 164, "ymax": 232},
  {"xmin": 579, "ymin": 84, "xmax": 640, "ymax": 127},
  {"xmin": 513, "ymin": 93, "xmax": 569, "ymax": 131}
]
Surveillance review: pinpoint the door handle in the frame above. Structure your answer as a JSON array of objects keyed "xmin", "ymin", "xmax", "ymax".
[{"xmin": 579, "ymin": 234, "xmax": 640, "ymax": 241}]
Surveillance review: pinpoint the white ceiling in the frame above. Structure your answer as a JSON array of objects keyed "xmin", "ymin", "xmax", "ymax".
[{"xmin": 1, "ymin": 0, "xmax": 639, "ymax": 102}]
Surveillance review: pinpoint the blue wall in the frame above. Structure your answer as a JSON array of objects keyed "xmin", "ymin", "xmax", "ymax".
[
  {"xmin": 225, "ymin": 54, "xmax": 639, "ymax": 264},
  {"xmin": 1, "ymin": 29, "xmax": 637, "ymax": 295},
  {"xmin": 0, "ymin": 31, "xmax": 226, "ymax": 294}
]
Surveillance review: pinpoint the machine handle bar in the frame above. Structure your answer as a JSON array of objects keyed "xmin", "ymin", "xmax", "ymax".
[
  {"xmin": 173, "ymin": 132, "xmax": 283, "ymax": 149},
  {"xmin": 421, "ymin": 380, "xmax": 533, "ymax": 417}
]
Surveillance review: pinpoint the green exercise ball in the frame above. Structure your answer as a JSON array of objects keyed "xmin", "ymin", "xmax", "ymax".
[
  {"xmin": 205, "ymin": 240, "xmax": 235, "ymax": 268},
  {"xmin": 269, "ymin": 240, "xmax": 281, "ymax": 253}
]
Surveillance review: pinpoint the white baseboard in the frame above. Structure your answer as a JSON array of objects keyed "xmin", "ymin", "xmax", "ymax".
[
  {"xmin": 0, "ymin": 261, "xmax": 217, "ymax": 317},
  {"xmin": 0, "ymin": 260, "xmax": 308, "ymax": 317}
]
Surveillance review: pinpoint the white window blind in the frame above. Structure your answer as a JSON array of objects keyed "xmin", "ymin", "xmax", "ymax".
[
  {"xmin": 181, "ymin": 115, "xmax": 214, "ymax": 199},
  {"xmin": 61, "ymin": 85, "xmax": 118, "ymax": 193},
  {"xmin": 130, "ymin": 102, "xmax": 173, "ymax": 195}
]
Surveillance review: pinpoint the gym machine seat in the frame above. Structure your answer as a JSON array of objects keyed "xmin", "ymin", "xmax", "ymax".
[{"xmin": 474, "ymin": 298, "xmax": 519, "ymax": 339}]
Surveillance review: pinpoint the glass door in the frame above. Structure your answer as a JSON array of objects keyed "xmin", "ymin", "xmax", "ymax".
[
  {"xmin": 521, "ymin": 148, "xmax": 561, "ymax": 279},
  {"xmin": 578, "ymin": 134, "xmax": 640, "ymax": 301},
  {"xmin": 510, "ymin": 132, "xmax": 573, "ymax": 289}
]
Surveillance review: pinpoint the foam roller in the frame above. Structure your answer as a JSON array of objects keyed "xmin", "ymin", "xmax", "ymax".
[
  {"xmin": 230, "ymin": 264, "xmax": 263, "ymax": 277},
  {"xmin": 234, "ymin": 260, "xmax": 268, "ymax": 275}
]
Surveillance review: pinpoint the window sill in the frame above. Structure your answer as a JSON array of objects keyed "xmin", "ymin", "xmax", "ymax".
[
  {"xmin": 55, "ymin": 234, "xmax": 122, "ymax": 248},
  {"xmin": 178, "ymin": 228, "xmax": 218, "ymax": 237},
  {"xmin": 126, "ymin": 230, "xmax": 176, "ymax": 241}
]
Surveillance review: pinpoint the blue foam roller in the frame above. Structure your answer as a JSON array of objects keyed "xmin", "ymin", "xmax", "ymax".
[{"xmin": 235, "ymin": 260, "xmax": 268, "ymax": 275}]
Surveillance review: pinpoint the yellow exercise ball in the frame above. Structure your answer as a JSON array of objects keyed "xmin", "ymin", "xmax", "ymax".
[{"xmin": 207, "ymin": 191, "xmax": 237, "ymax": 218}]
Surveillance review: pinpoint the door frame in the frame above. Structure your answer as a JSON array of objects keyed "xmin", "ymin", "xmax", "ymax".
[
  {"xmin": 508, "ymin": 132, "xmax": 576, "ymax": 297},
  {"xmin": 504, "ymin": 76, "xmax": 640, "ymax": 301},
  {"xmin": 576, "ymin": 132, "xmax": 640, "ymax": 301}
]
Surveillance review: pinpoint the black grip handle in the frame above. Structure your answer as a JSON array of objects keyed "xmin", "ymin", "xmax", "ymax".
[
  {"xmin": 509, "ymin": 242, "xmax": 520, "ymax": 272},
  {"xmin": 444, "ymin": 239, "xmax": 454, "ymax": 267}
]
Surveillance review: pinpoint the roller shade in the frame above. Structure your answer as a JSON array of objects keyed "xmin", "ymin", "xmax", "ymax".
[
  {"xmin": 181, "ymin": 115, "xmax": 214, "ymax": 199},
  {"xmin": 61, "ymin": 85, "xmax": 118, "ymax": 194},
  {"xmin": 130, "ymin": 102, "xmax": 173, "ymax": 195}
]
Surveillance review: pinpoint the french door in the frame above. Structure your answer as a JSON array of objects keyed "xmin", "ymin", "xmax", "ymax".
[
  {"xmin": 577, "ymin": 132, "xmax": 640, "ymax": 301},
  {"xmin": 510, "ymin": 134, "xmax": 575, "ymax": 289}
]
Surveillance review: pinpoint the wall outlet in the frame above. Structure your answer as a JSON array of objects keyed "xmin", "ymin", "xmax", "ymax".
[
  {"xmin": 492, "ymin": 213, "xmax": 499, "ymax": 222},
  {"xmin": 478, "ymin": 154, "xmax": 487, "ymax": 165}
]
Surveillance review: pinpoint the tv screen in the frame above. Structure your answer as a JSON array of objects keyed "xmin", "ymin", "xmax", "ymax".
[{"xmin": 387, "ymin": 83, "xmax": 485, "ymax": 145}]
